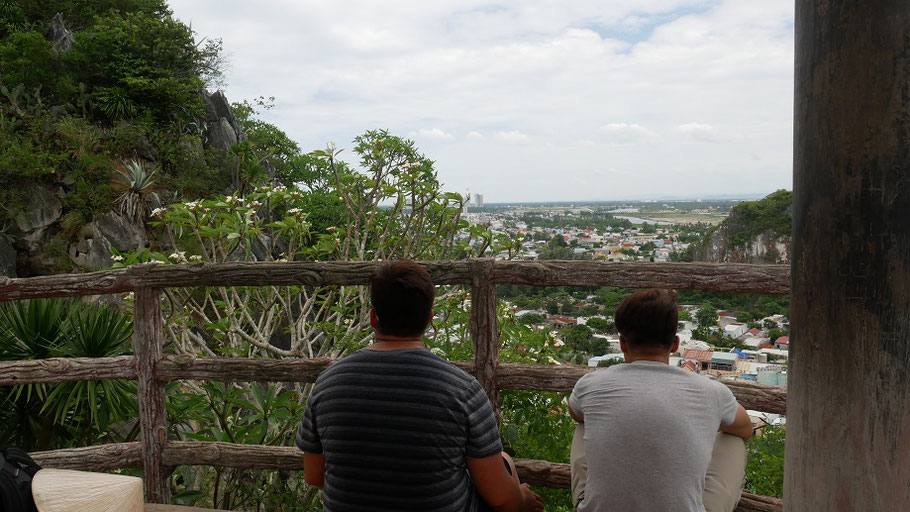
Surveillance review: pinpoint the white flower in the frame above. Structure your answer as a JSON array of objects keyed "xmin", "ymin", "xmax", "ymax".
[
  {"xmin": 547, "ymin": 356, "xmax": 562, "ymax": 365},
  {"xmin": 430, "ymin": 347, "xmax": 445, "ymax": 356},
  {"xmin": 188, "ymin": 255, "xmax": 203, "ymax": 262},
  {"xmin": 149, "ymin": 207, "xmax": 166, "ymax": 217},
  {"xmin": 554, "ymin": 340, "xmax": 565, "ymax": 348},
  {"xmin": 288, "ymin": 208, "xmax": 302, "ymax": 215},
  {"xmin": 111, "ymin": 255, "xmax": 124, "ymax": 262}
]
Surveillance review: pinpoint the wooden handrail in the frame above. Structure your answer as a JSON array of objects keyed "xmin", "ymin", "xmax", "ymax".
[
  {"xmin": 28, "ymin": 441, "xmax": 781, "ymax": 511},
  {"xmin": 0, "ymin": 261, "xmax": 789, "ymax": 301},
  {"xmin": 0, "ymin": 357, "xmax": 787, "ymax": 415}
]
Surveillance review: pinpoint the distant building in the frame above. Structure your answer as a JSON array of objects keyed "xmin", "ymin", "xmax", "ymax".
[
  {"xmin": 774, "ymin": 336, "xmax": 790, "ymax": 350},
  {"xmin": 710, "ymin": 352, "xmax": 739, "ymax": 372},
  {"xmin": 474, "ymin": 194, "xmax": 484, "ymax": 208}
]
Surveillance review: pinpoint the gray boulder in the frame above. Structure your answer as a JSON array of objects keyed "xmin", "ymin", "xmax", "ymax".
[
  {"xmin": 0, "ymin": 235, "xmax": 17, "ymax": 277},
  {"xmin": 68, "ymin": 224, "xmax": 113, "ymax": 270},
  {"xmin": 93, "ymin": 212, "xmax": 147, "ymax": 252},
  {"xmin": 15, "ymin": 186, "xmax": 63, "ymax": 249}
]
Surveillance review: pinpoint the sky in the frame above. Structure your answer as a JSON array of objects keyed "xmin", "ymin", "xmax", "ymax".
[{"xmin": 168, "ymin": 0, "xmax": 794, "ymax": 202}]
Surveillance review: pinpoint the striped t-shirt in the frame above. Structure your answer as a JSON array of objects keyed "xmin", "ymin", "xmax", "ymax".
[{"xmin": 296, "ymin": 348, "xmax": 503, "ymax": 511}]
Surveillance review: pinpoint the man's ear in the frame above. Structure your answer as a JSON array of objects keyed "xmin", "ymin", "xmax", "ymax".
[
  {"xmin": 619, "ymin": 335, "xmax": 627, "ymax": 354},
  {"xmin": 370, "ymin": 309, "xmax": 379, "ymax": 329},
  {"xmin": 671, "ymin": 335, "xmax": 680, "ymax": 354}
]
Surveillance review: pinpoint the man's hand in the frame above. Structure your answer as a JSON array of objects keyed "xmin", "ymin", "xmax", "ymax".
[
  {"xmin": 467, "ymin": 453, "xmax": 544, "ymax": 512},
  {"xmin": 719, "ymin": 404, "xmax": 753, "ymax": 442},
  {"xmin": 519, "ymin": 483, "xmax": 544, "ymax": 511}
]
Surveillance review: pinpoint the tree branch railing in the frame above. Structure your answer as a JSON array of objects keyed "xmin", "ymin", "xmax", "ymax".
[{"xmin": 0, "ymin": 260, "xmax": 789, "ymax": 511}]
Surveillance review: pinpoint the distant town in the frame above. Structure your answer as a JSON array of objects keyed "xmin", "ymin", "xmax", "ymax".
[{"xmin": 461, "ymin": 197, "xmax": 790, "ymax": 426}]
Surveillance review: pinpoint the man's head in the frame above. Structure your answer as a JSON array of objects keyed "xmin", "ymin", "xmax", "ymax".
[
  {"xmin": 615, "ymin": 288, "xmax": 679, "ymax": 357},
  {"xmin": 369, "ymin": 260, "xmax": 435, "ymax": 338}
]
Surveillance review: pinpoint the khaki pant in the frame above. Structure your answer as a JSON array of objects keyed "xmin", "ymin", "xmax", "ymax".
[{"xmin": 570, "ymin": 424, "xmax": 746, "ymax": 512}]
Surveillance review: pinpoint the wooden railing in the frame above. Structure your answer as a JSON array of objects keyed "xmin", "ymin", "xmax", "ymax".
[{"xmin": 0, "ymin": 260, "xmax": 788, "ymax": 511}]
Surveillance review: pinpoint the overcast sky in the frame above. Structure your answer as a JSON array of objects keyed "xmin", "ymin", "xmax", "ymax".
[{"xmin": 168, "ymin": 0, "xmax": 794, "ymax": 202}]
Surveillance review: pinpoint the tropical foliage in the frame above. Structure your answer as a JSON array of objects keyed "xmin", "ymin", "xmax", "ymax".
[{"xmin": 0, "ymin": 298, "xmax": 137, "ymax": 449}]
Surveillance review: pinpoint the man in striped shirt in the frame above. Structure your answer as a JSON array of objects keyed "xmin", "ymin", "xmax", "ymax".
[{"xmin": 297, "ymin": 260, "xmax": 543, "ymax": 512}]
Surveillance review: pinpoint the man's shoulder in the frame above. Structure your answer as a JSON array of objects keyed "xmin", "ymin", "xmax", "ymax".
[{"xmin": 316, "ymin": 348, "xmax": 475, "ymax": 385}]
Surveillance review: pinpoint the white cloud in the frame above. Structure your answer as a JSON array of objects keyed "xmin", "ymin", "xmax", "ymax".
[
  {"xmin": 409, "ymin": 128, "xmax": 455, "ymax": 140},
  {"xmin": 575, "ymin": 139, "xmax": 597, "ymax": 147},
  {"xmin": 599, "ymin": 123, "xmax": 657, "ymax": 144},
  {"xmin": 493, "ymin": 130, "xmax": 531, "ymax": 144},
  {"xmin": 168, "ymin": 0, "xmax": 794, "ymax": 201},
  {"xmin": 674, "ymin": 122, "xmax": 720, "ymax": 142}
]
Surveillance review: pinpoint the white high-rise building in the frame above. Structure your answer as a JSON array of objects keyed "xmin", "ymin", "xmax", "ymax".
[{"xmin": 474, "ymin": 194, "xmax": 484, "ymax": 208}]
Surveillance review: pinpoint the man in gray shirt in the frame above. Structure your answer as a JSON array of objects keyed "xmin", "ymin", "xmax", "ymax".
[{"xmin": 568, "ymin": 289, "xmax": 753, "ymax": 512}]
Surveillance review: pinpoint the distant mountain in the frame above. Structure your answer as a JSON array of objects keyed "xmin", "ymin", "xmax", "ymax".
[{"xmin": 689, "ymin": 190, "xmax": 792, "ymax": 264}]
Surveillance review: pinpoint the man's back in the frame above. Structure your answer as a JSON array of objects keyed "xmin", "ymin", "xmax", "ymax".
[
  {"xmin": 569, "ymin": 361, "xmax": 738, "ymax": 512},
  {"xmin": 296, "ymin": 348, "xmax": 502, "ymax": 511}
]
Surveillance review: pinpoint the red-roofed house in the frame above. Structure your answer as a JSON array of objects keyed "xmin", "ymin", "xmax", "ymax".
[
  {"xmin": 774, "ymin": 336, "xmax": 790, "ymax": 350},
  {"xmin": 547, "ymin": 317, "xmax": 577, "ymax": 329},
  {"xmin": 682, "ymin": 349, "xmax": 713, "ymax": 371},
  {"xmin": 748, "ymin": 328, "xmax": 761, "ymax": 336}
]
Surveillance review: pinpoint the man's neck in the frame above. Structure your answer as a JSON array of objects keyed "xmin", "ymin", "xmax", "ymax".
[
  {"xmin": 368, "ymin": 334, "xmax": 425, "ymax": 351},
  {"xmin": 623, "ymin": 352, "xmax": 671, "ymax": 364}
]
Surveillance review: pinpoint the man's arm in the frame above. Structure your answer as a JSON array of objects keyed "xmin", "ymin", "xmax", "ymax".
[
  {"xmin": 467, "ymin": 453, "xmax": 543, "ymax": 512},
  {"xmin": 568, "ymin": 401, "xmax": 584, "ymax": 423},
  {"xmin": 303, "ymin": 452, "xmax": 326, "ymax": 487},
  {"xmin": 719, "ymin": 403, "xmax": 753, "ymax": 442}
]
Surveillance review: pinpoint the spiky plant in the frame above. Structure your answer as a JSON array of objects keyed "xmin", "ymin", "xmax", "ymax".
[
  {"xmin": 45, "ymin": 305, "xmax": 137, "ymax": 437},
  {"xmin": 113, "ymin": 159, "xmax": 160, "ymax": 222},
  {"xmin": 0, "ymin": 298, "xmax": 137, "ymax": 449}
]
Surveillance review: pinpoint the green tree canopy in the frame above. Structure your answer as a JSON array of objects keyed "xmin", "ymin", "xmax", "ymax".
[{"xmin": 696, "ymin": 305, "xmax": 718, "ymax": 327}]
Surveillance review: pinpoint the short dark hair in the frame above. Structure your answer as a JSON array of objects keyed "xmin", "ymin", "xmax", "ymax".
[
  {"xmin": 615, "ymin": 288, "xmax": 678, "ymax": 350},
  {"xmin": 369, "ymin": 260, "xmax": 435, "ymax": 337}
]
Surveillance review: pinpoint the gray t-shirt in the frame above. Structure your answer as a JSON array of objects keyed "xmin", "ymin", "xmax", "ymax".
[{"xmin": 569, "ymin": 360, "xmax": 739, "ymax": 512}]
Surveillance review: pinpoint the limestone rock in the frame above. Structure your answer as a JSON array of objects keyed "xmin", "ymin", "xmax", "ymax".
[
  {"xmin": 93, "ymin": 212, "xmax": 147, "ymax": 252},
  {"xmin": 15, "ymin": 186, "xmax": 63, "ymax": 248},
  {"xmin": 0, "ymin": 235, "xmax": 17, "ymax": 277},
  {"xmin": 47, "ymin": 13, "xmax": 74, "ymax": 53},
  {"xmin": 200, "ymin": 90, "xmax": 244, "ymax": 150},
  {"xmin": 68, "ymin": 234, "xmax": 113, "ymax": 270}
]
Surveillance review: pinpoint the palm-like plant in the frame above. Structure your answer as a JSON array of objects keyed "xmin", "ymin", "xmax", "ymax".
[
  {"xmin": 0, "ymin": 299, "xmax": 138, "ymax": 449},
  {"xmin": 46, "ymin": 305, "xmax": 137, "ymax": 437},
  {"xmin": 113, "ymin": 159, "xmax": 160, "ymax": 223}
]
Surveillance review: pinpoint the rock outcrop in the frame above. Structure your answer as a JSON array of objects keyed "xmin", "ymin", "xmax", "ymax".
[
  {"xmin": 200, "ymin": 90, "xmax": 244, "ymax": 150},
  {"xmin": 68, "ymin": 212, "xmax": 147, "ymax": 270},
  {"xmin": 15, "ymin": 186, "xmax": 63, "ymax": 251},
  {"xmin": 47, "ymin": 13, "xmax": 74, "ymax": 52},
  {"xmin": 5, "ymin": 88, "xmax": 247, "ymax": 276},
  {"xmin": 691, "ymin": 190, "xmax": 792, "ymax": 264}
]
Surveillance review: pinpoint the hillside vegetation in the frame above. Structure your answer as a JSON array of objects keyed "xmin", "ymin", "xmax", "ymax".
[
  {"xmin": 688, "ymin": 190, "xmax": 792, "ymax": 264},
  {"xmin": 0, "ymin": 1, "xmax": 331, "ymax": 276}
]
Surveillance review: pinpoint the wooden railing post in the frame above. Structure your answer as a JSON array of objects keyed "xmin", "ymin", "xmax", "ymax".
[
  {"xmin": 470, "ymin": 259, "xmax": 500, "ymax": 421},
  {"xmin": 788, "ymin": 1, "xmax": 910, "ymax": 508},
  {"xmin": 132, "ymin": 287, "xmax": 170, "ymax": 503}
]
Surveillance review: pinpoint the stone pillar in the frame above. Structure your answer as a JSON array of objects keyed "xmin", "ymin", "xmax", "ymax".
[{"xmin": 788, "ymin": 1, "xmax": 910, "ymax": 509}]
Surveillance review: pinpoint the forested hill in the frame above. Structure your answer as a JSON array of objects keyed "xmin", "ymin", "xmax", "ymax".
[
  {"xmin": 0, "ymin": 1, "xmax": 330, "ymax": 277},
  {"xmin": 688, "ymin": 189, "xmax": 792, "ymax": 264}
]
